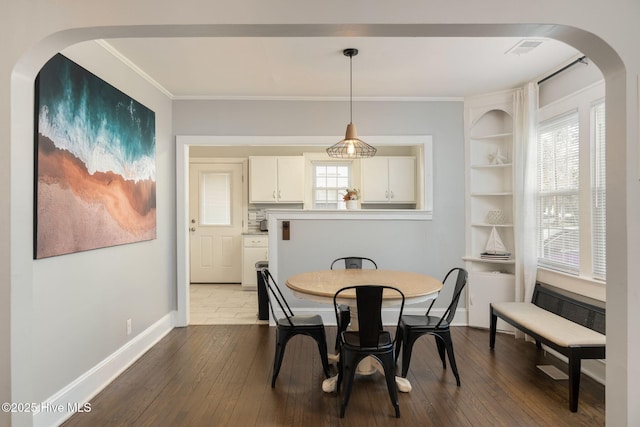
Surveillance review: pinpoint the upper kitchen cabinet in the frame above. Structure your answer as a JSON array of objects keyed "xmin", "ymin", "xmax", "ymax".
[
  {"xmin": 249, "ymin": 156, "xmax": 305, "ymax": 203},
  {"xmin": 361, "ymin": 156, "xmax": 416, "ymax": 203}
]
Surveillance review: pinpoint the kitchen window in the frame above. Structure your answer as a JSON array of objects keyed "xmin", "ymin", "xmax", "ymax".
[
  {"xmin": 312, "ymin": 163, "xmax": 351, "ymax": 209},
  {"xmin": 536, "ymin": 86, "xmax": 605, "ymax": 281}
]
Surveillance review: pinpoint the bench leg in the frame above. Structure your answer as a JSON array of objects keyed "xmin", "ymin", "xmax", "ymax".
[
  {"xmin": 568, "ymin": 352, "xmax": 581, "ymax": 412},
  {"xmin": 489, "ymin": 306, "xmax": 497, "ymax": 349}
]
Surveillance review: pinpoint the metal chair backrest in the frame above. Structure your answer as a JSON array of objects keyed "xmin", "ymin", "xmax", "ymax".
[
  {"xmin": 261, "ymin": 269, "xmax": 295, "ymax": 326},
  {"xmin": 425, "ymin": 268, "xmax": 468, "ymax": 328},
  {"xmin": 334, "ymin": 285, "xmax": 405, "ymax": 347},
  {"xmin": 330, "ymin": 257, "xmax": 378, "ymax": 270}
]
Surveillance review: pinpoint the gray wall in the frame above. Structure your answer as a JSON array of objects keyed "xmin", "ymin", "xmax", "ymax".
[
  {"xmin": 174, "ymin": 99, "xmax": 466, "ymax": 310},
  {"xmin": 27, "ymin": 42, "xmax": 176, "ymax": 402},
  {"xmin": 274, "ymin": 218, "xmax": 464, "ymax": 318}
]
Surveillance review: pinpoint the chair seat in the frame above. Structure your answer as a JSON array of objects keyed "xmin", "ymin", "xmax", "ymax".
[
  {"xmin": 277, "ymin": 314, "xmax": 324, "ymax": 328},
  {"xmin": 342, "ymin": 330, "xmax": 393, "ymax": 349},
  {"xmin": 401, "ymin": 315, "xmax": 450, "ymax": 329}
]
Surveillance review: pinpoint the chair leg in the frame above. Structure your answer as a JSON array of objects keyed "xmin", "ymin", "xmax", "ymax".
[
  {"xmin": 435, "ymin": 335, "xmax": 446, "ymax": 368},
  {"xmin": 401, "ymin": 334, "xmax": 417, "ymax": 378},
  {"xmin": 335, "ymin": 307, "xmax": 350, "ymax": 352},
  {"xmin": 339, "ymin": 351, "xmax": 360, "ymax": 418},
  {"xmin": 380, "ymin": 352, "xmax": 400, "ymax": 418},
  {"xmin": 272, "ymin": 329, "xmax": 289, "ymax": 388},
  {"xmin": 315, "ymin": 330, "xmax": 331, "ymax": 378},
  {"xmin": 395, "ymin": 326, "xmax": 404, "ymax": 365},
  {"xmin": 440, "ymin": 332, "xmax": 460, "ymax": 386}
]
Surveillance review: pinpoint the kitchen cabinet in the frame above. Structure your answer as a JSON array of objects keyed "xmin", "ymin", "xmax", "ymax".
[
  {"xmin": 249, "ymin": 156, "xmax": 304, "ymax": 203},
  {"xmin": 463, "ymin": 90, "xmax": 520, "ymax": 329},
  {"xmin": 361, "ymin": 156, "xmax": 416, "ymax": 203},
  {"xmin": 242, "ymin": 234, "xmax": 268, "ymax": 290}
]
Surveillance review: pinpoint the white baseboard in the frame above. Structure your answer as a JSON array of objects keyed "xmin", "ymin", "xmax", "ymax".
[{"xmin": 35, "ymin": 311, "xmax": 176, "ymax": 427}]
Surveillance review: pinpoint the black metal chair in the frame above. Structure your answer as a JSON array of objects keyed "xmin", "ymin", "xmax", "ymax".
[
  {"xmin": 330, "ymin": 257, "xmax": 378, "ymax": 352},
  {"xmin": 261, "ymin": 269, "xmax": 331, "ymax": 388},
  {"xmin": 333, "ymin": 285, "xmax": 405, "ymax": 418},
  {"xmin": 330, "ymin": 256, "xmax": 378, "ymax": 270},
  {"xmin": 395, "ymin": 267, "xmax": 468, "ymax": 386}
]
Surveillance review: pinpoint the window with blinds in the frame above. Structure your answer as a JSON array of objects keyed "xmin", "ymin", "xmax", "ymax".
[
  {"xmin": 200, "ymin": 172, "xmax": 231, "ymax": 225},
  {"xmin": 537, "ymin": 111, "xmax": 580, "ymax": 273},
  {"xmin": 591, "ymin": 101, "xmax": 606, "ymax": 279},
  {"xmin": 313, "ymin": 163, "xmax": 350, "ymax": 209}
]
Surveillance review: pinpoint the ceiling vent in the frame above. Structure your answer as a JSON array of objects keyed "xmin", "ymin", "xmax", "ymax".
[{"xmin": 505, "ymin": 39, "xmax": 544, "ymax": 56}]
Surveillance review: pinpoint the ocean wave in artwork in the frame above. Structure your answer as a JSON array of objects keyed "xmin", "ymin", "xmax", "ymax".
[
  {"xmin": 35, "ymin": 53, "xmax": 156, "ymax": 258},
  {"xmin": 37, "ymin": 54, "xmax": 155, "ymax": 182}
]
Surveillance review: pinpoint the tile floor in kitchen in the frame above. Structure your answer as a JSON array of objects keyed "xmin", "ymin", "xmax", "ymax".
[{"xmin": 190, "ymin": 283, "xmax": 267, "ymax": 325}]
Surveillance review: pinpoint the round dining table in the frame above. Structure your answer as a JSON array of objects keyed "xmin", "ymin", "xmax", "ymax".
[{"xmin": 285, "ymin": 269, "xmax": 443, "ymax": 393}]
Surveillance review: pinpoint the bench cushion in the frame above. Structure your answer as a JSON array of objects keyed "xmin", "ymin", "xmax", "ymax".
[{"xmin": 492, "ymin": 302, "xmax": 606, "ymax": 347}]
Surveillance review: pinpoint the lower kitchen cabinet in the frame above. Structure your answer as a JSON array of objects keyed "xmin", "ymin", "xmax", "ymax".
[{"xmin": 242, "ymin": 235, "xmax": 268, "ymax": 290}]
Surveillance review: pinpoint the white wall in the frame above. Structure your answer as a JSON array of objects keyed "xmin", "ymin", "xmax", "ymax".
[
  {"xmin": 539, "ymin": 59, "xmax": 603, "ymax": 108},
  {"xmin": 2, "ymin": 2, "xmax": 639, "ymax": 426}
]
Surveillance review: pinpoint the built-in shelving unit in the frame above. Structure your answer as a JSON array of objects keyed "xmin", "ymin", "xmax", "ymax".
[{"xmin": 464, "ymin": 91, "xmax": 518, "ymax": 331}]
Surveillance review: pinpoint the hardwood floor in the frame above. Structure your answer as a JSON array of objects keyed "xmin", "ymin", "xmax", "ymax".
[{"xmin": 63, "ymin": 326, "xmax": 604, "ymax": 426}]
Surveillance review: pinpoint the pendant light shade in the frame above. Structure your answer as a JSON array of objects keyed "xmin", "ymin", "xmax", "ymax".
[{"xmin": 327, "ymin": 49, "xmax": 377, "ymax": 159}]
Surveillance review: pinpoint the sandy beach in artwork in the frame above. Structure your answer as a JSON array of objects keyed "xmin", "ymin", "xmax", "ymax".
[{"xmin": 36, "ymin": 134, "xmax": 156, "ymax": 258}]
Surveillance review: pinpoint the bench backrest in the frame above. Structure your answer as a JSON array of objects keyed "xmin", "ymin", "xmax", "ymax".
[{"xmin": 532, "ymin": 282, "xmax": 606, "ymax": 335}]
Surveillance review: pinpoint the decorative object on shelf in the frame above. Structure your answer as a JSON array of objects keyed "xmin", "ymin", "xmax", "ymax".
[
  {"xmin": 481, "ymin": 227, "xmax": 512, "ymax": 260},
  {"xmin": 488, "ymin": 148, "xmax": 507, "ymax": 165},
  {"xmin": 486, "ymin": 209, "xmax": 506, "ymax": 225},
  {"xmin": 343, "ymin": 188, "xmax": 360, "ymax": 209},
  {"xmin": 326, "ymin": 48, "xmax": 377, "ymax": 159}
]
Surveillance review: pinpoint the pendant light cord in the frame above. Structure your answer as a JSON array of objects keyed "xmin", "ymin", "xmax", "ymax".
[{"xmin": 349, "ymin": 52, "xmax": 353, "ymax": 124}]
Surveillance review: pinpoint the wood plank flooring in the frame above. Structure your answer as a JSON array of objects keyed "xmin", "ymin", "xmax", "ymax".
[{"xmin": 63, "ymin": 326, "xmax": 604, "ymax": 426}]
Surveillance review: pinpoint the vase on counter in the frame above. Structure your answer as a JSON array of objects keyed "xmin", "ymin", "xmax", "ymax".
[{"xmin": 346, "ymin": 200, "xmax": 358, "ymax": 210}]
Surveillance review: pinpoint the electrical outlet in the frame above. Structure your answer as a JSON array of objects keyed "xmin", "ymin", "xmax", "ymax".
[{"xmin": 126, "ymin": 318, "xmax": 132, "ymax": 335}]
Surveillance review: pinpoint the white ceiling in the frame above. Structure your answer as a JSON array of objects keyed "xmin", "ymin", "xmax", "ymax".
[{"xmin": 104, "ymin": 36, "xmax": 581, "ymax": 99}]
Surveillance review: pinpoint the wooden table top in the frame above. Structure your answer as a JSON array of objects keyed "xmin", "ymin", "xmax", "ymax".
[{"xmin": 285, "ymin": 269, "xmax": 442, "ymax": 301}]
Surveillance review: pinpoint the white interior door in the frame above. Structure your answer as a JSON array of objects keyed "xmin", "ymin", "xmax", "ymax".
[{"xmin": 189, "ymin": 163, "xmax": 243, "ymax": 283}]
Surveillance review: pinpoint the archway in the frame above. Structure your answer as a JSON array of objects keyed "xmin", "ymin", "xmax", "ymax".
[{"xmin": 9, "ymin": 23, "xmax": 626, "ymax": 426}]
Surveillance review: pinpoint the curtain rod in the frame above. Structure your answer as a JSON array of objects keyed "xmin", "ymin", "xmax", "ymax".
[{"xmin": 538, "ymin": 55, "xmax": 588, "ymax": 85}]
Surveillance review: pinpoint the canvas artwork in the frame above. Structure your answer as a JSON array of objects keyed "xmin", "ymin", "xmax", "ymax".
[{"xmin": 34, "ymin": 53, "xmax": 156, "ymax": 259}]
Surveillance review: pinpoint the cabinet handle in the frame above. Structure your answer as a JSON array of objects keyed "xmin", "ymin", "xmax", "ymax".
[
  {"xmin": 385, "ymin": 190, "xmax": 389, "ymax": 198},
  {"xmin": 390, "ymin": 190, "xmax": 394, "ymax": 199},
  {"xmin": 190, "ymin": 227, "xmax": 196, "ymax": 232},
  {"xmin": 278, "ymin": 190, "xmax": 281, "ymax": 199},
  {"xmin": 272, "ymin": 190, "xmax": 276, "ymax": 199}
]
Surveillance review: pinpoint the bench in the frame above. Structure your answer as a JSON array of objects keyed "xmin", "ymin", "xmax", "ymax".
[{"xmin": 489, "ymin": 282, "xmax": 605, "ymax": 412}]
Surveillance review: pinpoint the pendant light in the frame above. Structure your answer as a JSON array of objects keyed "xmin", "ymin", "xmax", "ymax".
[{"xmin": 326, "ymin": 48, "xmax": 377, "ymax": 158}]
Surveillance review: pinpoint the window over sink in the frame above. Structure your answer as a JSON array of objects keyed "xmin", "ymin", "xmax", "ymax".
[{"xmin": 312, "ymin": 162, "xmax": 352, "ymax": 209}]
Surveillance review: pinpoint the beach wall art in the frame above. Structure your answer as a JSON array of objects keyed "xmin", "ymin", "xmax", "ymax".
[{"xmin": 34, "ymin": 53, "xmax": 156, "ymax": 259}]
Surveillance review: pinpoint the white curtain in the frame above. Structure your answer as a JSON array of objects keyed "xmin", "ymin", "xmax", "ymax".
[{"xmin": 513, "ymin": 82, "xmax": 539, "ymax": 306}]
